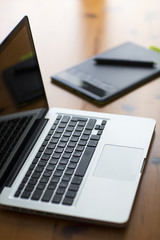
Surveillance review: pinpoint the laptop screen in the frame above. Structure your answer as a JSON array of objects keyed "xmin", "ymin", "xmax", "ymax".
[
  {"xmin": 0, "ymin": 17, "xmax": 48, "ymax": 186},
  {"xmin": 0, "ymin": 16, "xmax": 48, "ymax": 117}
]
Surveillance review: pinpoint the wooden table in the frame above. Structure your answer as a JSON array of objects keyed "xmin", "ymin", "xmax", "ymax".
[{"xmin": 1, "ymin": 0, "xmax": 160, "ymax": 239}]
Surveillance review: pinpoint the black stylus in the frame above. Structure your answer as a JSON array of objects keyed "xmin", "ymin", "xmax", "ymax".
[{"xmin": 94, "ymin": 58, "xmax": 156, "ymax": 68}]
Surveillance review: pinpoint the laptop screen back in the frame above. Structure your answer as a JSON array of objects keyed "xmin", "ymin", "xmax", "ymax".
[{"xmin": 0, "ymin": 16, "xmax": 48, "ymax": 117}]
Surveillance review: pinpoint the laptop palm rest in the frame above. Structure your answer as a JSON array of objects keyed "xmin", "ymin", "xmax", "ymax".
[{"xmin": 94, "ymin": 145, "xmax": 144, "ymax": 181}]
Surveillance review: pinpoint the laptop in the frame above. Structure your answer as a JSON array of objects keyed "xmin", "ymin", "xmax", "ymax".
[{"xmin": 0, "ymin": 16, "xmax": 156, "ymax": 226}]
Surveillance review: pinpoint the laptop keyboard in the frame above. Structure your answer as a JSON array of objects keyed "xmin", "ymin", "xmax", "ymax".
[
  {"xmin": 0, "ymin": 116, "xmax": 33, "ymax": 171},
  {"xmin": 14, "ymin": 114, "xmax": 107, "ymax": 206}
]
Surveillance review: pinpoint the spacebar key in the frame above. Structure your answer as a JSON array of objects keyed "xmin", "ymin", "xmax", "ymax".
[{"xmin": 75, "ymin": 146, "xmax": 95, "ymax": 177}]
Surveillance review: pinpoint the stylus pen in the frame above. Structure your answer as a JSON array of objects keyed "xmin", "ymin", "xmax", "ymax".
[{"xmin": 94, "ymin": 58, "xmax": 156, "ymax": 68}]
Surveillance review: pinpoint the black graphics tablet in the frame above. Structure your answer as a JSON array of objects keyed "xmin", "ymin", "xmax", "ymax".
[{"xmin": 51, "ymin": 42, "xmax": 160, "ymax": 104}]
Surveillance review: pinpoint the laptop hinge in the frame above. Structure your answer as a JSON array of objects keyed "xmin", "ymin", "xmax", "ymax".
[{"xmin": 0, "ymin": 117, "xmax": 48, "ymax": 192}]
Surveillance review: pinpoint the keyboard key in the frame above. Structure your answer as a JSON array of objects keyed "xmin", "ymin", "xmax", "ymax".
[
  {"xmin": 35, "ymin": 166, "xmax": 44, "ymax": 173},
  {"xmin": 58, "ymin": 142, "xmax": 67, "ymax": 148},
  {"xmin": 73, "ymin": 151, "xmax": 81, "ymax": 157},
  {"xmin": 61, "ymin": 116, "xmax": 70, "ymax": 123},
  {"xmin": 97, "ymin": 130, "xmax": 103, "ymax": 135},
  {"xmin": 50, "ymin": 176, "xmax": 60, "ymax": 183},
  {"xmin": 52, "ymin": 194, "xmax": 63, "ymax": 204},
  {"xmin": 75, "ymin": 126, "xmax": 84, "ymax": 132},
  {"xmin": 55, "ymin": 147, "xmax": 64, "ymax": 153},
  {"xmin": 65, "ymin": 190, "xmax": 77, "ymax": 198},
  {"xmin": 47, "ymin": 183, "xmax": 56, "ymax": 190},
  {"xmin": 54, "ymin": 170, "xmax": 63, "ymax": 177},
  {"xmin": 53, "ymin": 133, "xmax": 61, "ymax": 138},
  {"xmin": 47, "ymin": 143, "xmax": 56, "ymax": 149},
  {"xmin": 78, "ymin": 140, "xmax": 87, "ymax": 146},
  {"xmin": 32, "ymin": 158, "xmax": 39, "ymax": 164},
  {"xmin": 37, "ymin": 183, "xmax": 46, "ymax": 190},
  {"xmin": 68, "ymin": 162, "xmax": 77, "ymax": 169},
  {"xmin": 68, "ymin": 121, "xmax": 76, "ymax": 127},
  {"xmin": 48, "ymin": 130, "xmax": 54, "ymax": 135},
  {"xmin": 51, "ymin": 124, "xmax": 56, "ymax": 130},
  {"xmin": 68, "ymin": 184, "xmax": 79, "ymax": 191},
  {"xmin": 14, "ymin": 190, "xmax": 21, "ymax": 197},
  {"xmin": 54, "ymin": 119, "xmax": 60, "ymax": 125},
  {"xmin": 73, "ymin": 131, "xmax": 81, "ymax": 137},
  {"xmin": 65, "ymin": 147, "xmax": 74, "ymax": 153},
  {"xmin": 40, "ymin": 177, "xmax": 49, "ymax": 184},
  {"xmin": 41, "ymin": 154, "xmax": 50, "ymax": 161},
  {"xmin": 31, "ymin": 190, "xmax": 43, "ymax": 200},
  {"xmin": 63, "ymin": 131, "xmax": 72, "ymax": 137},
  {"xmin": 70, "ymin": 157, "xmax": 80, "ymax": 163},
  {"xmin": 75, "ymin": 147, "xmax": 95, "ymax": 177},
  {"xmin": 70, "ymin": 117, "xmax": 78, "ymax": 122},
  {"xmin": 66, "ymin": 126, "xmax": 74, "ymax": 132},
  {"xmin": 49, "ymin": 158, "xmax": 58, "ymax": 165},
  {"xmin": 45, "ymin": 135, "xmax": 51, "ymax": 141},
  {"xmin": 32, "ymin": 172, "xmax": 41, "ymax": 179},
  {"xmin": 78, "ymin": 121, "xmax": 86, "ymax": 127},
  {"xmin": 80, "ymin": 135, "xmax": 89, "ymax": 141},
  {"xmin": 65, "ymin": 168, "xmax": 74, "ymax": 175},
  {"xmin": 75, "ymin": 146, "xmax": 84, "ymax": 152},
  {"xmin": 21, "ymin": 191, "xmax": 31, "ymax": 199},
  {"xmin": 99, "ymin": 125, "xmax": 104, "ymax": 130},
  {"xmin": 56, "ymin": 115, "xmax": 62, "ymax": 120},
  {"xmin": 25, "ymin": 170, "xmax": 32, "ymax": 177},
  {"xmin": 42, "ymin": 189, "xmax": 54, "ymax": 202},
  {"xmin": 62, "ymin": 152, "xmax": 71, "ymax": 159},
  {"xmin": 56, "ymin": 164, "xmax": 66, "ymax": 171},
  {"xmin": 56, "ymin": 187, "xmax": 65, "ymax": 195},
  {"xmin": 59, "ymin": 181, "xmax": 68, "ymax": 188},
  {"xmin": 102, "ymin": 120, "xmax": 107, "ymax": 125},
  {"xmin": 44, "ymin": 149, "xmax": 53, "ymax": 155},
  {"xmin": 18, "ymin": 183, "xmax": 25, "ymax": 191},
  {"xmin": 43, "ymin": 170, "xmax": 52, "ymax": 177},
  {"xmin": 39, "ymin": 146, "xmax": 45, "ymax": 152},
  {"xmin": 50, "ymin": 138, "xmax": 59, "ymax": 144},
  {"xmin": 52, "ymin": 153, "xmax": 61, "ymax": 159},
  {"xmin": 46, "ymin": 164, "xmax": 55, "ymax": 171},
  {"xmin": 71, "ymin": 176, "xmax": 83, "ymax": 185},
  {"xmin": 42, "ymin": 140, "xmax": 48, "ymax": 147},
  {"xmin": 62, "ymin": 174, "xmax": 71, "ymax": 182},
  {"xmin": 83, "ymin": 129, "xmax": 92, "ymax": 135},
  {"xmin": 60, "ymin": 158, "xmax": 69, "ymax": 165},
  {"xmin": 67, "ymin": 141, "xmax": 76, "ymax": 148},
  {"xmin": 85, "ymin": 119, "xmax": 96, "ymax": 130},
  {"xmin": 22, "ymin": 176, "xmax": 28, "ymax": 183},
  {"xmin": 70, "ymin": 136, "xmax": 79, "ymax": 142},
  {"xmin": 62, "ymin": 197, "xmax": 74, "ymax": 206},
  {"xmin": 24, "ymin": 184, "xmax": 34, "ymax": 192},
  {"xmin": 90, "ymin": 135, "xmax": 100, "ymax": 141},
  {"xmin": 55, "ymin": 128, "xmax": 64, "ymax": 133},
  {"xmin": 29, "ymin": 164, "xmax": 35, "ymax": 170},
  {"xmin": 38, "ymin": 160, "xmax": 47, "ymax": 166},
  {"xmin": 95, "ymin": 124, "xmax": 100, "ymax": 130},
  {"xmin": 87, "ymin": 140, "xmax": 98, "ymax": 147},
  {"xmin": 28, "ymin": 178, "xmax": 38, "ymax": 185},
  {"xmin": 59, "ymin": 123, "xmax": 67, "ymax": 128},
  {"xmin": 61, "ymin": 137, "xmax": 69, "ymax": 142},
  {"xmin": 77, "ymin": 117, "xmax": 87, "ymax": 122}
]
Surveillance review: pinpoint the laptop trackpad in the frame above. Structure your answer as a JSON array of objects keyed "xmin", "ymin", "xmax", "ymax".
[{"xmin": 94, "ymin": 145, "xmax": 144, "ymax": 181}]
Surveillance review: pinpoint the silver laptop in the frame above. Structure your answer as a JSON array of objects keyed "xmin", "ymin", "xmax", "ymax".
[{"xmin": 0, "ymin": 16, "xmax": 155, "ymax": 226}]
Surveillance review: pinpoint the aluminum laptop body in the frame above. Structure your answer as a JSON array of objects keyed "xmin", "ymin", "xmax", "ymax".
[{"xmin": 0, "ymin": 16, "xmax": 155, "ymax": 226}]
